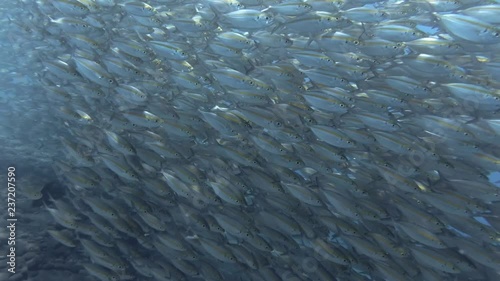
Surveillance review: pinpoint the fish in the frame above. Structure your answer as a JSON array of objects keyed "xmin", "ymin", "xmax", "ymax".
[
  {"xmin": 221, "ymin": 9, "xmax": 274, "ymax": 30},
  {"xmin": 121, "ymin": 1, "xmax": 157, "ymax": 17},
  {"xmin": 435, "ymin": 13, "xmax": 500, "ymax": 44},
  {"xmin": 73, "ymin": 56, "xmax": 116, "ymax": 87},
  {"xmin": 46, "ymin": 229, "xmax": 77, "ymax": 247}
]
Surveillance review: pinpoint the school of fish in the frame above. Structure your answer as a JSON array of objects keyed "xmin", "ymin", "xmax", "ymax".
[{"xmin": 3, "ymin": 0, "xmax": 500, "ymax": 280}]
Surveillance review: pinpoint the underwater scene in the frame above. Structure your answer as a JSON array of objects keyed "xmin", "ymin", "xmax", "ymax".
[{"xmin": 0, "ymin": 0, "xmax": 500, "ymax": 280}]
